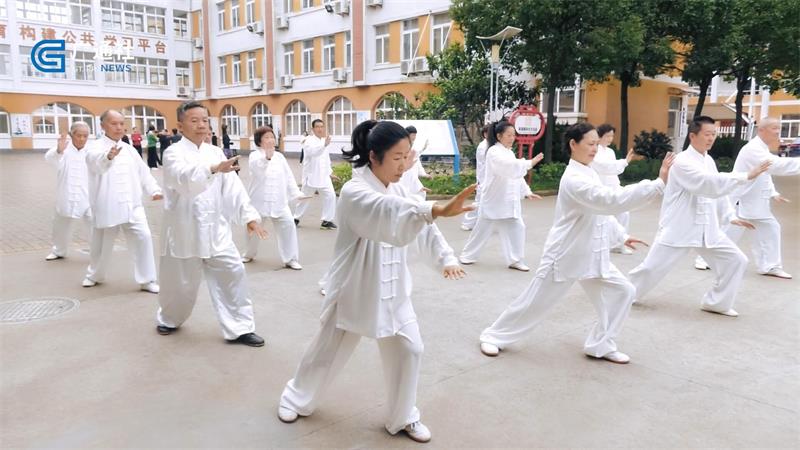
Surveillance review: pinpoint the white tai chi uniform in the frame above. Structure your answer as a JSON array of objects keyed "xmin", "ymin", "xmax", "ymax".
[
  {"xmin": 84, "ymin": 136, "xmax": 161, "ymax": 284},
  {"xmin": 280, "ymin": 166, "xmax": 457, "ymax": 435},
  {"xmin": 398, "ymin": 154, "xmax": 428, "ymax": 203},
  {"xmin": 294, "ymin": 135, "xmax": 336, "ymax": 222},
  {"xmin": 45, "ymin": 142, "xmax": 92, "ymax": 257},
  {"xmin": 480, "ymin": 159, "xmax": 665, "ymax": 356},
  {"xmin": 724, "ymin": 136, "xmax": 800, "ymax": 273},
  {"xmin": 461, "ymin": 139, "xmax": 489, "ymax": 230},
  {"xmin": 591, "ymin": 144, "xmax": 630, "ymax": 251},
  {"xmin": 156, "ymin": 138, "xmax": 262, "ymax": 339},
  {"xmin": 244, "ymin": 149, "xmax": 302, "ymax": 264},
  {"xmin": 629, "ymin": 146, "xmax": 755, "ymax": 313},
  {"xmin": 460, "ymin": 142, "xmax": 532, "ymax": 266}
]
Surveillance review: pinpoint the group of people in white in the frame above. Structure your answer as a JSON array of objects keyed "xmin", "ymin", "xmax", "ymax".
[{"xmin": 43, "ymin": 101, "xmax": 796, "ymax": 443}]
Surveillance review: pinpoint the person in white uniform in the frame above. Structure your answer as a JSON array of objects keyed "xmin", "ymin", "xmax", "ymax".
[
  {"xmin": 397, "ymin": 126, "xmax": 433, "ymax": 202},
  {"xmin": 242, "ymin": 125, "xmax": 309, "ymax": 269},
  {"xmin": 155, "ymin": 101, "xmax": 268, "ymax": 347},
  {"xmin": 278, "ymin": 120, "xmax": 476, "ymax": 444},
  {"xmin": 694, "ymin": 117, "xmax": 800, "ymax": 278},
  {"xmin": 294, "ymin": 119, "xmax": 338, "ymax": 230},
  {"xmin": 590, "ymin": 124, "xmax": 645, "ymax": 254},
  {"xmin": 478, "ymin": 122, "xmax": 672, "ymax": 364},
  {"xmin": 459, "ymin": 120, "xmax": 544, "ymax": 271},
  {"xmin": 461, "ymin": 124, "xmax": 491, "ymax": 231},
  {"xmin": 44, "ymin": 122, "xmax": 92, "ymax": 261},
  {"xmin": 628, "ymin": 116, "xmax": 771, "ymax": 317},
  {"xmin": 83, "ymin": 110, "xmax": 162, "ymax": 293}
]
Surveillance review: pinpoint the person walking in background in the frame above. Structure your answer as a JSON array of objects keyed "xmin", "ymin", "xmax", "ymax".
[
  {"xmin": 146, "ymin": 125, "xmax": 159, "ymax": 169},
  {"xmin": 131, "ymin": 126, "xmax": 143, "ymax": 158}
]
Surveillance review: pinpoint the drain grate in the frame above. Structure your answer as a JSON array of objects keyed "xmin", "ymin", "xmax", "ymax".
[{"xmin": 0, "ymin": 297, "xmax": 80, "ymax": 323}]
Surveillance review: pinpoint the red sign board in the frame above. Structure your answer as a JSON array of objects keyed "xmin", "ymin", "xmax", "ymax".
[{"xmin": 509, "ymin": 105, "xmax": 546, "ymax": 160}]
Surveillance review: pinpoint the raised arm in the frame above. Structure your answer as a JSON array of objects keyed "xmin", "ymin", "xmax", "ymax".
[
  {"xmin": 162, "ymin": 147, "xmax": 216, "ymax": 197},
  {"xmin": 488, "ymin": 147, "xmax": 533, "ymax": 179},
  {"xmin": 341, "ymin": 184, "xmax": 434, "ymax": 247},
  {"xmin": 565, "ymin": 176, "xmax": 665, "ymax": 216},
  {"xmin": 670, "ymin": 158, "xmax": 749, "ymax": 199}
]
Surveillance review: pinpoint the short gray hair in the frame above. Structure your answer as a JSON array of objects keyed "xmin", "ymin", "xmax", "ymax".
[
  {"xmin": 758, "ymin": 117, "xmax": 780, "ymax": 130},
  {"xmin": 100, "ymin": 109, "xmax": 123, "ymax": 123},
  {"xmin": 70, "ymin": 121, "xmax": 90, "ymax": 133}
]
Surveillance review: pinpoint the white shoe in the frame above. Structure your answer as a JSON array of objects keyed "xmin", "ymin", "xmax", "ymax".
[
  {"xmin": 285, "ymin": 260, "xmax": 303, "ymax": 270},
  {"xmin": 140, "ymin": 282, "xmax": 160, "ymax": 294},
  {"xmin": 460, "ymin": 224, "xmax": 472, "ymax": 231},
  {"xmin": 508, "ymin": 261, "xmax": 530, "ymax": 272},
  {"xmin": 694, "ymin": 256, "xmax": 710, "ymax": 270},
  {"xmin": 278, "ymin": 406, "xmax": 299, "ymax": 423},
  {"xmin": 480, "ymin": 342, "xmax": 500, "ymax": 357},
  {"xmin": 241, "ymin": 257, "xmax": 253, "ymax": 263},
  {"xmin": 620, "ymin": 247, "xmax": 633, "ymax": 255},
  {"xmin": 402, "ymin": 421, "xmax": 431, "ymax": 443},
  {"xmin": 82, "ymin": 278, "xmax": 97, "ymax": 288},
  {"xmin": 320, "ymin": 288, "xmax": 326, "ymax": 296},
  {"xmin": 45, "ymin": 252, "xmax": 63, "ymax": 261},
  {"xmin": 458, "ymin": 256, "xmax": 476, "ymax": 265},
  {"xmin": 597, "ymin": 351, "xmax": 630, "ymax": 364},
  {"xmin": 701, "ymin": 306, "xmax": 739, "ymax": 317},
  {"xmin": 762, "ymin": 268, "xmax": 792, "ymax": 279}
]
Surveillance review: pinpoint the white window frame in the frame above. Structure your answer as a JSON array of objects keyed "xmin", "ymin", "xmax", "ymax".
[
  {"xmin": 122, "ymin": 105, "xmax": 166, "ymax": 134},
  {"xmin": 19, "ymin": 0, "xmax": 92, "ymax": 25},
  {"xmin": 302, "ymin": 0, "xmax": 313, "ymax": 9},
  {"xmin": 231, "ymin": 0, "xmax": 240, "ymax": 28},
  {"xmin": 375, "ymin": 24, "xmax": 389, "ymax": 65},
  {"xmin": 0, "ymin": 109, "xmax": 9, "ymax": 135},
  {"xmin": 145, "ymin": 6, "xmax": 165, "ymax": 34},
  {"xmin": 431, "ymin": 13, "xmax": 451, "ymax": 55},
  {"xmin": 173, "ymin": 11, "xmax": 189, "ymax": 38},
  {"xmin": 245, "ymin": 0, "xmax": 255, "ymax": 24},
  {"xmin": 285, "ymin": 100, "xmax": 310, "ymax": 136},
  {"xmin": 375, "ymin": 93, "xmax": 409, "ymax": 120},
  {"xmin": 31, "ymin": 102, "xmax": 94, "ymax": 136},
  {"xmin": 302, "ymin": 39, "xmax": 314, "ymax": 74},
  {"xmin": 401, "ymin": 19, "xmax": 419, "ymax": 62},
  {"xmin": 322, "ymin": 35, "xmax": 335, "ymax": 71},
  {"xmin": 247, "ymin": 51, "xmax": 257, "ymax": 81},
  {"xmin": 217, "ymin": 2, "xmax": 225, "ymax": 31},
  {"xmin": 326, "ymin": 96, "xmax": 356, "ymax": 136},
  {"xmin": 781, "ymin": 114, "xmax": 800, "ymax": 139},
  {"xmin": 345, "ymin": 31, "xmax": 352, "ymax": 68},
  {"xmin": 232, "ymin": 54, "xmax": 241, "ymax": 83},
  {"xmin": 221, "ymin": 105, "xmax": 241, "ymax": 136},
  {"xmin": 284, "ymin": 44, "xmax": 294, "ymax": 75},
  {"xmin": 0, "ymin": 45, "xmax": 11, "ymax": 77},
  {"xmin": 73, "ymin": 51, "xmax": 95, "ymax": 81},
  {"xmin": 219, "ymin": 57, "xmax": 227, "ymax": 85},
  {"xmin": 251, "ymin": 103, "xmax": 272, "ymax": 130},
  {"xmin": 176, "ymin": 61, "xmax": 190, "ymax": 87}
]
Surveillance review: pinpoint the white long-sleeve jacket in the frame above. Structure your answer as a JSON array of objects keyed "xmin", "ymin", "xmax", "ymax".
[
  {"xmin": 161, "ymin": 138, "xmax": 261, "ymax": 259},
  {"xmin": 320, "ymin": 166, "xmax": 458, "ymax": 338},
  {"xmin": 85, "ymin": 135, "xmax": 161, "ymax": 228},
  {"xmin": 541, "ymin": 159, "xmax": 665, "ymax": 281},
  {"xmin": 479, "ymin": 143, "xmax": 534, "ymax": 220},
  {"xmin": 45, "ymin": 142, "xmax": 91, "ymax": 218},
  {"xmin": 655, "ymin": 146, "xmax": 751, "ymax": 248},
  {"xmin": 247, "ymin": 150, "xmax": 302, "ymax": 218},
  {"xmin": 300, "ymin": 134, "xmax": 333, "ymax": 188},
  {"xmin": 590, "ymin": 145, "xmax": 628, "ymax": 188},
  {"xmin": 475, "ymin": 139, "xmax": 489, "ymax": 185},
  {"xmin": 731, "ymin": 136, "xmax": 800, "ymax": 220}
]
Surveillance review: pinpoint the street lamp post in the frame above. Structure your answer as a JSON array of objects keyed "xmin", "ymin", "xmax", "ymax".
[{"xmin": 477, "ymin": 26, "xmax": 522, "ymax": 122}]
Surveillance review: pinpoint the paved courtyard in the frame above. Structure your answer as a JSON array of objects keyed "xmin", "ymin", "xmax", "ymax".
[{"xmin": 1, "ymin": 151, "xmax": 798, "ymax": 448}]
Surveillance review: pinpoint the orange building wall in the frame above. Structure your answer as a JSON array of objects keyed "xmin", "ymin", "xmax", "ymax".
[{"xmin": 389, "ymin": 22, "xmax": 401, "ymax": 64}]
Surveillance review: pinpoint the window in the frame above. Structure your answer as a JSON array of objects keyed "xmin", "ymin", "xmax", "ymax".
[
  {"xmin": 247, "ymin": 51, "xmax": 257, "ymax": 81},
  {"xmin": 100, "ymin": 1, "xmax": 164, "ymax": 33},
  {"xmin": 231, "ymin": 0, "xmax": 240, "ymax": 27},
  {"xmin": 0, "ymin": 1, "xmax": 6, "ymax": 17},
  {"xmin": 173, "ymin": 11, "xmax": 189, "ymax": 38},
  {"xmin": 0, "ymin": 45, "xmax": 10, "ymax": 77},
  {"xmin": 322, "ymin": 35, "xmax": 335, "ymax": 71},
  {"xmin": 217, "ymin": 2, "xmax": 225, "ymax": 31},
  {"xmin": 221, "ymin": 105, "xmax": 240, "ymax": 136},
  {"xmin": 251, "ymin": 103, "xmax": 272, "ymax": 130},
  {"xmin": 218, "ymin": 57, "xmax": 227, "ymax": 85},
  {"xmin": 431, "ymin": 13, "xmax": 451, "ymax": 55},
  {"xmin": 327, "ymin": 96, "xmax": 356, "ymax": 136},
  {"xmin": 540, "ymin": 79, "xmax": 586, "ymax": 115},
  {"xmin": 285, "ymin": 100, "xmax": 310, "ymax": 136},
  {"xmin": 121, "ymin": 105, "xmax": 165, "ymax": 134},
  {"xmin": 0, "ymin": 109, "xmax": 9, "ymax": 135},
  {"xmin": 245, "ymin": 0, "xmax": 255, "ymax": 24},
  {"xmin": 302, "ymin": 39, "xmax": 314, "ymax": 74},
  {"xmin": 345, "ymin": 31, "xmax": 352, "ymax": 68},
  {"xmin": 667, "ymin": 96, "xmax": 682, "ymax": 137},
  {"xmin": 781, "ymin": 114, "xmax": 800, "ymax": 139},
  {"xmin": 73, "ymin": 51, "xmax": 95, "ymax": 81},
  {"xmin": 375, "ymin": 24, "xmax": 389, "ymax": 64},
  {"xmin": 106, "ymin": 57, "xmax": 166, "ymax": 85},
  {"xmin": 284, "ymin": 44, "xmax": 294, "ymax": 75},
  {"xmin": 16, "ymin": 0, "xmax": 92, "ymax": 25},
  {"xmin": 176, "ymin": 61, "xmax": 190, "ymax": 87},
  {"xmin": 402, "ymin": 19, "xmax": 419, "ymax": 62},
  {"xmin": 375, "ymin": 93, "xmax": 409, "ymax": 120},
  {"xmin": 302, "ymin": 0, "xmax": 313, "ymax": 8},
  {"xmin": 283, "ymin": 0, "xmax": 291, "ymax": 14},
  {"xmin": 145, "ymin": 6, "xmax": 165, "ymax": 33},
  {"xmin": 31, "ymin": 103, "xmax": 94, "ymax": 135},
  {"xmin": 232, "ymin": 54, "xmax": 241, "ymax": 83}
]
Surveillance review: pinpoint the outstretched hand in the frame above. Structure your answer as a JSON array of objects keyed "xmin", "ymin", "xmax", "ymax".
[
  {"xmin": 212, "ymin": 156, "xmax": 240, "ymax": 174},
  {"xmin": 432, "ymin": 184, "xmax": 477, "ymax": 219},
  {"xmin": 247, "ymin": 220, "xmax": 268, "ymax": 239},
  {"xmin": 443, "ymin": 265, "xmax": 466, "ymax": 280},
  {"xmin": 658, "ymin": 152, "xmax": 676, "ymax": 183},
  {"xmin": 773, "ymin": 195, "xmax": 790, "ymax": 203}
]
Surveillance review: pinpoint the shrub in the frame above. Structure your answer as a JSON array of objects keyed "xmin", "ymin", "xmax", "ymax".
[
  {"xmin": 709, "ymin": 136, "xmax": 745, "ymax": 160},
  {"xmin": 620, "ymin": 159, "xmax": 661, "ymax": 184},
  {"xmin": 633, "ymin": 129, "xmax": 672, "ymax": 160},
  {"xmin": 331, "ymin": 162, "xmax": 353, "ymax": 193},
  {"xmin": 715, "ymin": 156, "xmax": 734, "ymax": 173},
  {"xmin": 535, "ymin": 162, "xmax": 567, "ymax": 185}
]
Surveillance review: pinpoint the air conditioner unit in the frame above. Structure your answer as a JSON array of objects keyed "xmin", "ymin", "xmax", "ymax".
[
  {"xmin": 177, "ymin": 86, "xmax": 190, "ymax": 97},
  {"xmin": 413, "ymin": 56, "xmax": 429, "ymax": 73},
  {"xmin": 247, "ymin": 21, "xmax": 264, "ymax": 34},
  {"xmin": 193, "ymin": 37, "xmax": 203, "ymax": 48},
  {"xmin": 332, "ymin": 68, "xmax": 347, "ymax": 82},
  {"xmin": 334, "ymin": 0, "xmax": 349, "ymax": 15},
  {"xmin": 281, "ymin": 74, "xmax": 293, "ymax": 88},
  {"xmin": 276, "ymin": 15, "xmax": 289, "ymax": 29},
  {"xmin": 366, "ymin": 0, "xmax": 383, "ymax": 6},
  {"xmin": 400, "ymin": 59, "xmax": 412, "ymax": 75},
  {"xmin": 250, "ymin": 78, "xmax": 264, "ymax": 90}
]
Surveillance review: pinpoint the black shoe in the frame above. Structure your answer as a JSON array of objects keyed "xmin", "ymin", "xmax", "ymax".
[
  {"xmin": 157, "ymin": 325, "xmax": 176, "ymax": 335},
  {"xmin": 229, "ymin": 332, "xmax": 265, "ymax": 347},
  {"xmin": 320, "ymin": 221, "xmax": 337, "ymax": 230},
  {"xmin": 294, "ymin": 218, "xmax": 300, "ymax": 226}
]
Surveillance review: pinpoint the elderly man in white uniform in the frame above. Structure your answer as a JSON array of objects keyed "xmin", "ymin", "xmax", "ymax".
[
  {"xmin": 629, "ymin": 116, "xmax": 771, "ymax": 317},
  {"xmin": 294, "ymin": 119, "xmax": 337, "ymax": 230},
  {"xmin": 83, "ymin": 110, "xmax": 162, "ymax": 293},
  {"xmin": 695, "ymin": 117, "xmax": 800, "ymax": 278},
  {"xmin": 155, "ymin": 101, "xmax": 268, "ymax": 347},
  {"xmin": 44, "ymin": 122, "xmax": 92, "ymax": 261}
]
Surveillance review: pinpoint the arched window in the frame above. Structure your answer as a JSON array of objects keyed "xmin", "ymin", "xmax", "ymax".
[
  {"xmin": 250, "ymin": 102, "xmax": 272, "ymax": 131},
  {"xmin": 285, "ymin": 100, "xmax": 310, "ymax": 136},
  {"xmin": 375, "ymin": 92, "xmax": 409, "ymax": 120},
  {"xmin": 326, "ymin": 96, "xmax": 356, "ymax": 136},
  {"xmin": 0, "ymin": 108, "xmax": 9, "ymax": 135},
  {"xmin": 31, "ymin": 103, "xmax": 94, "ymax": 135},
  {"xmin": 221, "ymin": 105, "xmax": 240, "ymax": 136},
  {"xmin": 121, "ymin": 105, "xmax": 166, "ymax": 133}
]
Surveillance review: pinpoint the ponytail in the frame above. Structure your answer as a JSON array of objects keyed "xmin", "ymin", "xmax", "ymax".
[
  {"xmin": 487, "ymin": 120, "xmax": 514, "ymax": 147},
  {"xmin": 343, "ymin": 120, "xmax": 409, "ymax": 168}
]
